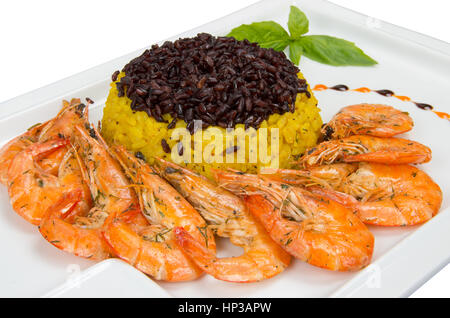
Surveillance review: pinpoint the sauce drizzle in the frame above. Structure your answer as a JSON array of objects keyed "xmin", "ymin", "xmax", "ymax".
[
  {"xmin": 312, "ymin": 84, "xmax": 449, "ymax": 121},
  {"xmin": 330, "ymin": 84, "xmax": 349, "ymax": 91}
]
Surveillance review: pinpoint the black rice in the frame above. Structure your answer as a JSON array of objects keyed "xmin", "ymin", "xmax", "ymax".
[
  {"xmin": 161, "ymin": 138, "xmax": 171, "ymax": 153},
  {"xmin": 115, "ymin": 33, "xmax": 309, "ymax": 132}
]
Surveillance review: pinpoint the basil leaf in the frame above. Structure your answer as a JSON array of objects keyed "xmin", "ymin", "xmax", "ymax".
[
  {"xmin": 288, "ymin": 6, "xmax": 309, "ymax": 38},
  {"xmin": 299, "ymin": 35, "xmax": 377, "ymax": 66},
  {"xmin": 289, "ymin": 40, "xmax": 303, "ymax": 65},
  {"xmin": 227, "ymin": 21, "xmax": 290, "ymax": 51}
]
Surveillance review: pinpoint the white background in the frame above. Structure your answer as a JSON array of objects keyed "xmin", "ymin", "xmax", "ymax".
[{"xmin": 0, "ymin": 0, "xmax": 448, "ymax": 297}]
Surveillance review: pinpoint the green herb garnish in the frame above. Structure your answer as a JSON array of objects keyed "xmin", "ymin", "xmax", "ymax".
[{"xmin": 227, "ymin": 5, "xmax": 377, "ymax": 67}]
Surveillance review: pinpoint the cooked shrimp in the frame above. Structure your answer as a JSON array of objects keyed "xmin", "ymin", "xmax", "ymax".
[
  {"xmin": 6, "ymin": 137, "xmax": 69, "ymax": 225},
  {"xmin": 321, "ymin": 104, "xmax": 413, "ymax": 140},
  {"xmin": 214, "ymin": 170, "xmax": 374, "ymax": 271},
  {"xmin": 0, "ymin": 99, "xmax": 88, "ymax": 184},
  {"xmin": 155, "ymin": 158, "xmax": 291, "ymax": 283},
  {"xmin": 103, "ymin": 146, "xmax": 214, "ymax": 281},
  {"xmin": 37, "ymin": 98, "xmax": 88, "ymax": 175},
  {"xmin": 279, "ymin": 163, "xmax": 442, "ymax": 226},
  {"xmin": 0, "ymin": 121, "xmax": 49, "ymax": 185},
  {"xmin": 75, "ymin": 126, "xmax": 137, "ymax": 222},
  {"xmin": 39, "ymin": 190, "xmax": 113, "ymax": 260},
  {"xmin": 301, "ymin": 135, "xmax": 431, "ymax": 167},
  {"xmin": 5, "ymin": 98, "xmax": 91, "ymax": 225},
  {"xmin": 39, "ymin": 125, "xmax": 136, "ymax": 260},
  {"xmin": 38, "ymin": 99, "xmax": 88, "ymax": 143}
]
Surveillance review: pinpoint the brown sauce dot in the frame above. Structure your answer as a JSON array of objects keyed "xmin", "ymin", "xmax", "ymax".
[
  {"xmin": 414, "ymin": 102, "xmax": 433, "ymax": 110},
  {"xmin": 330, "ymin": 84, "xmax": 349, "ymax": 91},
  {"xmin": 375, "ymin": 89, "xmax": 394, "ymax": 97}
]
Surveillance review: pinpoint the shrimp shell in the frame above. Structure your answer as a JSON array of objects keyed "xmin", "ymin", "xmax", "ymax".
[
  {"xmin": 215, "ymin": 170, "xmax": 374, "ymax": 271},
  {"xmin": 266, "ymin": 163, "xmax": 443, "ymax": 226},
  {"xmin": 301, "ymin": 135, "xmax": 431, "ymax": 167},
  {"xmin": 321, "ymin": 104, "xmax": 413, "ymax": 140}
]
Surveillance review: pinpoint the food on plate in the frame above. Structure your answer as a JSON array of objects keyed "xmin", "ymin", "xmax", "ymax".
[
  {"xmin": 155, "ymin": 158, "xmax": 291, "ymax": 282},
  {"xmin": 0, "ymin": 15, "xmax": 443, "ymax": 283},
  {"xmin": 263, "ymin": 162, "xmax": 443, "ymax": 226},
  {"xmin": 101, "ymin": 33, "xmax": 322, "ymax": 178},
  {"xmin": 214, "ymin": 170, "xmax": 374, "ymax": 271},
  {"xmin": 104, "ymin": 146, "xmax": 215, "ymax": 281},
  {"xmin": 300, "ymin": 135, "xmax": 432, "ymax": 167},
  {"xmin": 0, "ymin": 96, "xmax": 443, "ymax": 280},
  {"xmin": 321, "ymin": 104, "xmax": 414, "ymax": 140}
]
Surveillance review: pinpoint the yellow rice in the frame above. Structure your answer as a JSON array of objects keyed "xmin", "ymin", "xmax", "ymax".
[{"xmin": 101, "ymin": 72, "xmax": 322, "ymax": 179}]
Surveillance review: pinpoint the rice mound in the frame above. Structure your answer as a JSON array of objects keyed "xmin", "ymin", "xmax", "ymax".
[{"xmin": 101, "ymin": 72, "xmax": 322, "ymax": 179}]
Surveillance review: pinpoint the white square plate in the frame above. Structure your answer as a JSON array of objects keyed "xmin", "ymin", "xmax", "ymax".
[{"xmin": 0, "ymin": 0, "xmax": 449, "ymax": 297}]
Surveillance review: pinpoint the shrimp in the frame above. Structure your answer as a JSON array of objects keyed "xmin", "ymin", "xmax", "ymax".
[
  {"xmin": 39, "ymin": 190, "xmax": 113, "ymax": 260},
  {"xmin": 39, "ymin": 125, "xmax": 135, "ymax": 260},
  {"xmin": 214, "ymin": 170, "xmax": 374, "ymax": 271},
  {"xmin": 0, "ymin": 98, "xmax": 88, "ymax": 184},
  {"xmin": 321, "ymin": 104, "xmax": 414, "ymax": 140},
  {"xmin": 273, "ymin": 163, "xmax": 442, "ymax": 226},
  {"xmin": 36, "ymin": 98, "xmax": 89, "ymax": 175},
  {"xmin": 6, "ymin": 137, "xmax": 69, "ymax": 225},
  {"xmin": 155, "ymin": 158, "xmax": 291, "ymax": 283},
  {"xmin": 5, "ymin": 98, "xmax": 92, "ymax": 225},
  {"xmin": 103, "ymin": 146, "xmax": 214, "ymax": 281},
  {"xmin": 0, "ymin": 121, "xmax": 49, "ymax": 185},
  {"xmin": 301, "ymin": 135, "xmax": 431, "ymax": 167}
]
